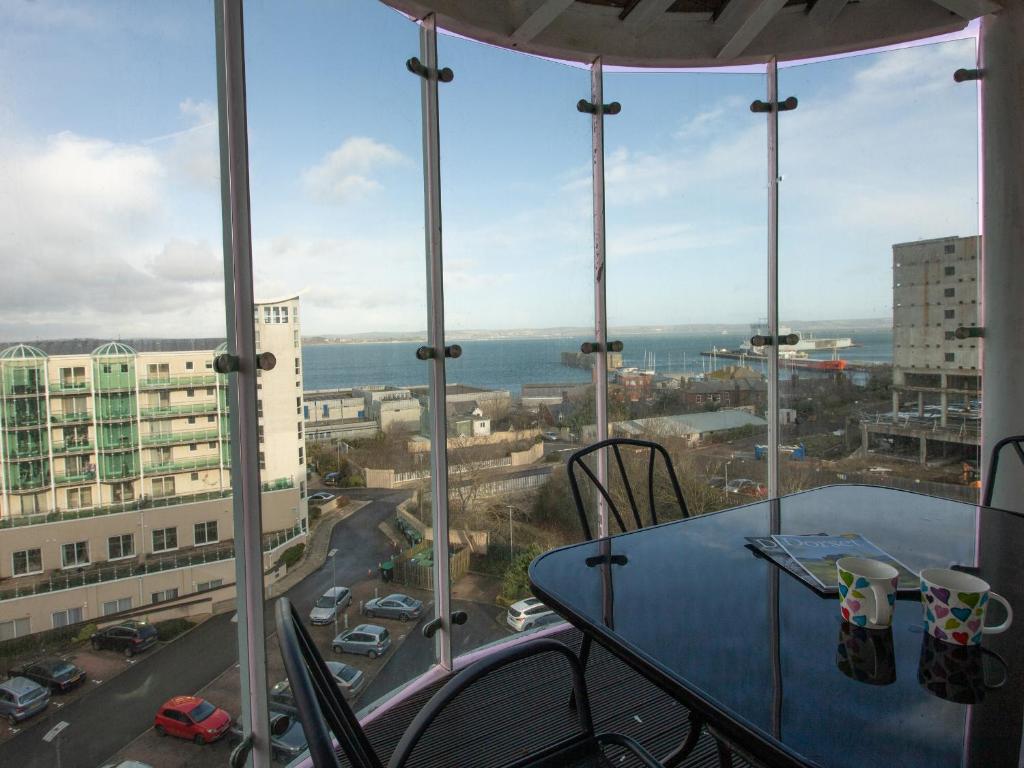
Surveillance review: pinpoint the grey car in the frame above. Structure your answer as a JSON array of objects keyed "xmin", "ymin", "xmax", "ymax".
[
  {"xmin": 309, "ymin": 586, "xmax": 352, "ymax": 625},
  {"xmin": 271, "ymin": 661, "xmax": 364, "ymax": 703},
  {"xmin": 331, "ymin": 624, "xmax": 391, "ymax": 658},
  {"xmin": 0, "ymin": 676, "xmax": 50, "ymax": 725},
  {"xmin": 363, "ymin": 593, "xmax": 423, "ymax": 621}
]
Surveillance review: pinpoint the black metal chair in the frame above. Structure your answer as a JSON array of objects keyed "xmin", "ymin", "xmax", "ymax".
[
  {"xmin": 274, "ymin": 596, "xmax": 663, "ymax": 768},
  {"xmin": 982, "ymin": 435, "xmax": 1024, "ymax": 507}
]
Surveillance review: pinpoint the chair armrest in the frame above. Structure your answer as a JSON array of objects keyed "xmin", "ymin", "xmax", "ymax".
[{"xmin": 594, "ymin": 732, "xmax": 664, "ymax": 768}]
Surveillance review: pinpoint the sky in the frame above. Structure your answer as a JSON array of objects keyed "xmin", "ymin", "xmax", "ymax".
[{"xmin": 0, "ymin": 0, "xmax": 980, "ymax": 341}]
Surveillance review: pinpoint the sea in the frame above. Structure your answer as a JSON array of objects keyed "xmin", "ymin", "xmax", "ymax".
[{"xmin": 302, "ymin": 329, "xmax": 893, "ymax": 395}]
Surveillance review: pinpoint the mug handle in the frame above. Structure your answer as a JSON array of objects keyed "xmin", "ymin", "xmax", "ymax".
[
  {"xmin": 870, "ymin": 583, "xmax": 892, "ymax": 627},
  {"xmin": 983, "ymin": 592, "xmax": 1013, "ymax": 635},
  {"xmin": 980, "ymin": 647, "xmax": 1009, "ymax": 689}
]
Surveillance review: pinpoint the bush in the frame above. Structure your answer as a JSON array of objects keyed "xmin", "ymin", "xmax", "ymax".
[
  {"xmin": 500, "ymin": 544, "xmax": 545, "ymax": 604},
  {"xmin": 154, "ymin": 618, "xmax": 195, "ymax": 642},
  {"xmin": 75, "ymin": 623, "xmax": 98, "ymax": 643},
  {"xmin": 341, "ymin": 475, "xmax": 365, "ymax": 488},
  {"xmin": 308, "ymin": 506, "xmax": 323, "ymax": 523},
  {"xmin": 279, "ymin": 543, "xmax": 306, "ymax": 570}
]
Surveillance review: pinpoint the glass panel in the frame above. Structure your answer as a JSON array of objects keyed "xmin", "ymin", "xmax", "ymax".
[
  {"xmin": 243, "ymin": 1, "xmax": 429, "ymax": 726},
  {"xmin": 778, "ymin": 39, "xmax": 981, "ymax": 502},
  {"xmin": 604, "ymin": 68, "xmax": 769, "ymax": 514},
  {"xmin": 0, "ymin": 3, "xmax": 234, "ymax": 765},
  {"xmin": 436, "ymin": 34, "xmax": 594, "ymax": 650}
]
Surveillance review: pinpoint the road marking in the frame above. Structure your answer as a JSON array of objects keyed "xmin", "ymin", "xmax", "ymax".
[
  {"xmin": 92, "ymin": 679, "xmax": 103, "ymax": 685},
  {"xmin": 53, "ymin": 702, "xmax": 64, "ymax": 709},
  {"xmin": 8, "ymin": 727, "xmax": 19, "ymax": 735},
  {"xmin": 43, "ymin": 721, "xmax": 70, "ymax": 742}
]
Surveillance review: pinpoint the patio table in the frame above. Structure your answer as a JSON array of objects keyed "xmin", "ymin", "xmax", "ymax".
[{"xmin": 529, "ymin": 484, "xmax": 1024, "ymax": 768}]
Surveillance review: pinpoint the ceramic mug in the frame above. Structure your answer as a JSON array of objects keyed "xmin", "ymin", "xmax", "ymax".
[
  {"xmin": 836, "ymin": 622, "xmax": 896, "ymax": 686},
  {"xmin": 837, "ymin": 557, "xmax": 899, "ymax": 629},
  {"xmin": 920, "ymin": 568, "xmax": 1013, "ymax": 646},
  {"xmin": 917, "ymin": 632, "xmax": 1007, "ymax": 704}
]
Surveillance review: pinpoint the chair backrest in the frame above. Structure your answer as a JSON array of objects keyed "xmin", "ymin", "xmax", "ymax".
[
  {"xmin": 983, "ymin": 435, "xmax": 1024, "ymax": 507},
  {"xmin": 567, "ymin": 437, "xmax": 689, "ymax": 540},
  {"xmin": 274, "ymin": 597, "xmax": 384, "ymax": 768},
  {"xmin": 387, "ymin": 639, "xmax": 594, "ymax": 768}
]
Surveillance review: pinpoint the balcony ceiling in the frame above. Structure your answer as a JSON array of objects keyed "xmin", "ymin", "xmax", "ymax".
[{"xmin": 380, "ymin": 0, "xmax": 1000, "ymax": 67}]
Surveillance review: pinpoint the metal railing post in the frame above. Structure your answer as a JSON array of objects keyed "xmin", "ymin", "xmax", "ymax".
[{"xmin": 766, "ymin": 59, "xmax": 781, "ymax": 500}]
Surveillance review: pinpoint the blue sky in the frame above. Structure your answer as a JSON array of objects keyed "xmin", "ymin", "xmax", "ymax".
[{"xmin": 0, "ymin": 1, "xmax": 979, "ymax": 340}]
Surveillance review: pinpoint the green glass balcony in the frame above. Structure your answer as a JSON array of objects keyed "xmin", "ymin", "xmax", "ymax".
[
  {"xmin": 99, "ymin": 464, "xmax": 140, "ymax": 480},
  {"xmin": 51, "ymin": 440, "xmax": 93, "ymax": 454},
  {"xmin": 143, "ymin": 455, "xmax": 222, "ymax": 474},
  {"xmin": 141, "ymin": 428, "xmax": 220, "ymax": 447},
  {"xmin": 6, "ymin": 443, "xmax": 47, "ymax": 460},
  {"xmin": 54, "ymin": 470, "xmax": 97, "ymax": 486},
  {"xmin": 51, "ymin": 411, "xmax": 92, "ymax": 424},
  {"xmin": 49, "ymin": 380, "xmax": 90, "ymax": 393},
  {"xmin": 139, "ymin": 402, "xmax": 219, "ymax": 419},
  {"xmin": 4, "ymin": 416, "xmax": 45, "ymax": 429},
  {"xmin": 7, "ymin": 472, "xmax": 48, "ymax": 491},
  {"xmin": 138, "ymin": 374, "xmax": 219, "ymax": 390}
]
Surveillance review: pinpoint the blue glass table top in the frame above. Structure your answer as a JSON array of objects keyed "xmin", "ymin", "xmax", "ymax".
[{"xmin": 529, "ymin": 485, "xmax": 1024, "ymax": 768}]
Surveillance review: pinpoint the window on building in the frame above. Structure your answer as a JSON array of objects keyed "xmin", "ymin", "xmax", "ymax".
[
  {"xmin": 295, "ymin": 357, "xmax": 301, "ymax": 375},
  {"xmin": 258, "ymin": 425, "xmax": 264, "ymax": 444},
  {"xmin": 186, "ymin": 388, "xmax": 195, "ymax": 398},
  {"xmin": 945, "ymin": 353, "xmax": 956, "ymax": 363},
  {"xmin": 12, "ymin": 548, "xmax": 42, "ymax": 576},
  {"xmin": 259, "ymin": 452, "xmax": 266, "ymax": 470},
  {"xmin": 108, "ymin": 534, "xmax": 135, "ymax": 560},
  {"xmin": 206, "ymin": 387, "xmax": 214, "ymax": 395},
  {"xmin": 945, "ymin": 331, "xmax": 956, "ymax": 340},
  {"xmin": 102, "ymin": 597, "xmax": 132, "ymax": 616},
  {"xmin": 195, "ymin": 521, "xmax": 218, "ymax": 545},
  {"xmin": 297, "ymin": 396, "xmax": 302, "ymax": 415},
  {"xmin": 186, "ymin": 361, "xmax": 194, "ymax": 370},
  {"xmin": 297, "ymin": 422, "xmax": 303, "ymax": 439},
  {"xmin": 944, "ymin": 288, "xmax": 955, "ymax": 297},
  {"xmin": 66, "ymin": 487, "xmax": 93, "ymax": 509},
  {"xmin": 188, "ymin": 416, "xmax": 196, "ymax": 425},
  {"xmin": 294, "ymin": 330, "xmax": 300, "ymax": 347},
  {"xmin": 0, "ymin": 618, "xmax": 30, "ymax": 641},
  {"xmin": 944, "ymin": 244, "xmax": 955, "ymax": 254},
  {"xmin": 257, "ymin": 399, "xmax": 263, "ymax": 418},
  {"xmin": 303, "ymin": 405, "xmax": 309, "ymax": 419},
  {"xmin": 944, "ymin": 309, "xmax": 955, "ymax": 319},
  {"xmin": 208, "ymin": 441, "xmax": 216, "ymax": 448},
  {"xmin": 272, "ymin": 306, "xmax": 281, "ymax": 323},
  {"xmin": 299, "ymin": 447, "xmax": 304, "ymax": 464},
  {"xmin": 189, "ymin": 443, "xmax": 198, "ymax": 452},
  {"xmin": 112, "ymin": 482, "xmax": 134, "ymax": 503},
  {"xmin": 61, "ymin": 541, "xmax": 89, "ymax": 568},
  {"xmin": 52, "ymin": 607, "xmax": 84, "ymax": 628},
  {"xmin": 196, "ymin": 578, "xmax": 223, "ymax": 592},
  {"xmin": 264, "ymin": 306, "xmax": 271, "ymax": 324},
  {"xmin": 300, "ymin": 480, "xmax": 306, "ymax": 498},
  {"xmin": 322, "ymin": 404, "xmax": 329, "ymax": 418},
  {"xmin": 152, "ymin": 527, "xmax": 178, "ymax": 552},
  {"xmin": 944, "ymin": 266, "xmax": 955, "ymax": 276},
  {"xmin": 191, "ymin": 471, "xmax": 199, "ymax": 481},
  {"xmin": 152, "ymin": 588, "xmax": 179, "ymax": 604},
  {"xmin": 282, "ymin": 306, "xmax": 289, "ymax": 323},
  {"xmin": 207, "ymin": 415, "xmax": 215, "ymax": 423},
  {"xmin": 152, "ymin": 476, "xmax": 176, "ymax": 498}
]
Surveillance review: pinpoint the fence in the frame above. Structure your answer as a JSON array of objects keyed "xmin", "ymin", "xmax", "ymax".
[
  {"xmin": 390, "ymin": 541, "xmax": 471, "ymax": 591},
  {"xmin": 837, "ymin": 472, "xmax": 979, "ymax": 504},
  {"xmin": 368, "ymin": 443, "xmax": 544, "ymax": 489}
]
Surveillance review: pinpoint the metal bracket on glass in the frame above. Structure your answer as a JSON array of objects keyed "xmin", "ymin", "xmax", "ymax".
[
  {"xmin": 955, "ymin": 326, "xmax": 984, "ymax": 339},
  {"xmin": 750, "ymin": 96, "xmax": 798, "ymax": 113},
  {"xmin": 577, "ymin": 99, "xmax": 621, "ymax": 115},
  {"xmin": 580, "ymin": 340, "xmax": 624, "ymax": 354},
  {"xmin": 229, "ymin": 735, "xmax": 252, "ymax": 768},
  {"xmin": 213, "ymin": 353, "xmax": 240, "ymax": 374},
  {"xmin": 415, "ymin": 344, "xmax": 462, "ymax": 360},
  {"xmin": 750, "ymin": 333, "xmax": 800, "ymax": 347},
  {"xmin": 422, "ymin": 610, "xmax": 468, "ymax": 639},
  {"xmin": 585, "ymin": 553, "xmax": 628, "ymax": 568},
  {"xmin": 954, "ymin": 68, "xmax": 983, "ymax": 83},
  {"xmin": 406, "ymin": 56, "xmax": 454, "ymax": 83},
  {"xmin": 256, "ymin": 351, "xmax": 276, "ymax": 370}
]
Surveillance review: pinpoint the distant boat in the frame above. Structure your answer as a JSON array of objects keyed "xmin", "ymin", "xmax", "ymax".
[{"xmin": 739, "ymin": 323, "xmax": 854, "ymax": 354}]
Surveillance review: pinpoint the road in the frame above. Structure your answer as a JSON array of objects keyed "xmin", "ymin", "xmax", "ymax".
[{"xmin": 3, "ymin": 488, "xmax": 409, "ymax": 768}]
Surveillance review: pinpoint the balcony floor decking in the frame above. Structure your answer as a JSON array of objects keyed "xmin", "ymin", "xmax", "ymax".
[{"xmin": 351, "ymin": 628, "xmax": 743, "ymax": 768}]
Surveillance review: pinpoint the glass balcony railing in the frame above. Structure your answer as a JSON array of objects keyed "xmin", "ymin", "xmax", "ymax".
[
  {"xmin": 51, "ymin": 440, "xmax": 93, "ymax": 454},
  {"xmin": 138, "ymin": 374, "xmax": 219, "ymax": 389},
  {"xmin": 7, "ymin": 473, "xmax": 49, "ymax": 491},
  {"xmin": 98, "ymin": 464, "xmax": 140, "ymax": 481},
  {"xmin": 140, "ymin": 428, "xmax": 220, "ymax": 446},
  {"xmin": 143, "ymin": 455, "xmax": 222, "ymax": 474},
  {"xmin": 139, "ymin": 402, "xmax": 219, "ymax": 418},
  {"xmin": 5, "ymin": 443, "xmax": 47, "ymax": 460},
  {"xmin": 50, "ymin": 411, "xmax": 93, "ymax": 424},
  {"xmin": 49, "ymin": 380, "xmax": 91, "ymax": 393},
  {"xmin": 53, "ymin": 470, "xmax": 97, "ymax": 486}
]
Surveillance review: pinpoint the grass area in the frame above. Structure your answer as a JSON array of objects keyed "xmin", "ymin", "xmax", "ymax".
[{"xmin": 154, "ymin": 618, "xmax": 196, "ymax": 642}]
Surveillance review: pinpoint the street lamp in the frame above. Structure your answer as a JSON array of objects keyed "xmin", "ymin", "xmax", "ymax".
[
  {"xmin": 506, "ymin": 505, "xmax": 516, "ymax": 561},
  {"xmin": 724, "ymin": 461, "xmax": 732, "ymax": 488},
  {"xmin": 328, "ymin": 547, "xmax": 338, "ymax": 636}
]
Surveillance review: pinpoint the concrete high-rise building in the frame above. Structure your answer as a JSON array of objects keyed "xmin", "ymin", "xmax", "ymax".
[
  {"xmin": 0, "ymin": 297, "xmax": 306, "ymax": 639},
  {"xmin": 862, "ymin": 236, "xmax": 981, "ymax": 463}
]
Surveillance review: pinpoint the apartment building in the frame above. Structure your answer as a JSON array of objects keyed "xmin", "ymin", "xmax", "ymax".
[{"xmin": 0, "ymin": 297, "xmax": 307, "ymax": 638}]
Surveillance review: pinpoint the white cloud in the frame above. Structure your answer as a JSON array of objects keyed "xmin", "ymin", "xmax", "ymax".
[{"xmin": 302, "ymin": 137, "xmax": 405, "ymax": 204}]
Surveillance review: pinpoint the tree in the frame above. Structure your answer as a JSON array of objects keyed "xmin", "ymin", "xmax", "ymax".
[{"xmin": 501, "ymin": 544, "xmax": 545, "ymax": 603}]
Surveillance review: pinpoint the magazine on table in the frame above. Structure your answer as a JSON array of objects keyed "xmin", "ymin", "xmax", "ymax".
[
  {"xmin": 765, "ymin": 533, "xmax": 919, "ymax": 595},
  {"xmin": 744, "ymin": 534, "xmax": 826, "ymax": 583}
]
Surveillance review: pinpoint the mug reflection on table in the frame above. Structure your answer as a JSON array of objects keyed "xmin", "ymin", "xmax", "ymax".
[
  {"xmin": 836, "ymin": 622, "xmax": 896, "ymax": 686},
  {"xmin": 920, "ymin": 568, "xmax": 1013, "ymax": 646},
  {"xmin": 836, "ymin": 557, "xmax": 899, "ymax": 629},
  {"xmin": 917, "ymin": 633, "xmax": 1007, "ymax": 704}
]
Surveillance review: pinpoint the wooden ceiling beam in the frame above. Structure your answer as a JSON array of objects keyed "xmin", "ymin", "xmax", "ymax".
[
  {"xmin": 511, "ymin": 0, "xmax": 576, "ymax": 43},
  {"xmin": 807, "ymin": 0, "xmax": 849, "ymax": 27},
  {"xmin": 928, "ymin": 0, "xmax": 1002, "ymax": 18},
  {"xmin": 716, "ymin": 0, "xmax": 790, "ymax": 59}
]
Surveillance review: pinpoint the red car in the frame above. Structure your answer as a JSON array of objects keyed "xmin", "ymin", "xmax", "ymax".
[{"xmin": 154, "ymin": 696, "xmax": 231, "ymax": 744}]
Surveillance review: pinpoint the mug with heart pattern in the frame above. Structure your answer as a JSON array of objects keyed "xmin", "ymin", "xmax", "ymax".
[
  {"xmin": 920, "ymin": 567, "xmax": 1013, "ymax": 646},
  {"xmin": 837, "ymin": 557, "xmax": 899, "ymax": 629}
]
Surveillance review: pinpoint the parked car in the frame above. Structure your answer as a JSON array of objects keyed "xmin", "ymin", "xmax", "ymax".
[
  {"xmin": 270, "ymin": 661, "xmax": 364, "ymax": 704},
  {"xmin": 724, "ymin": 478, "xmax": 766, "ymax": 497},
  {"xmin": 229, "ymin": 709, "xmax": 307, "ymax": 762},
  {"xmin": 543, "ymin": 431, "xmax": 560, "ymax": 441},
  {"xmin": 153, "ymin": 695, "xmax": 230, "ymax": 744},
  {"xmin": 0, "ymin": 676, "xmax": 50, "ymax": 725},
  {"xmin": 8, "ymin": 658, "xmax": 86, "ymax": 693},
  {"xmin": 308, "ymin": 491, "xmax": 335, "ymax": 504},
  {"xmin": 707, "ymin": 476, "xmax": 727, "ymax": 490},
  {"xmin": 506, "ymin": 597, "xmax": 554, "ymax": 632},
  {"xmin": 309, "ymin": 586, "xmax": 352, "ymax": 625},
  {"xmin": 363, "ymin": 593, "xmax": 423, "ymax": 621},
  {"xmin": 332, "ymin": 624, "xmax": 391, "ymax": 658},
  {"xmin": 323, "ymin": 472, "xmax": 341, "ymax": 486},
  {"xmin": 90, "ymin": 621, "xmax": 158, "ymax": 657},
  {"xmin": 99, "ymin": 762, "xmax": 154, "ymax": 768}
]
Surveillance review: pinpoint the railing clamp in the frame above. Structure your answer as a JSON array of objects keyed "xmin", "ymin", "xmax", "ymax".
[
  {"xmin": 257, "ymin": 352, "xmax": 277, "ymax": 371},
  {"xmin": 580, "ymin": 340, "xmax": 624, "ymax": 354},
  {"xmin": 750, "ymin": 333, "xmax": 800, "ymax": 348},
  {"xmin": 213, "ymin": 354, "xmax": 239, "ymax": 374},
  {"xmin": 415, "ymin": 345, "xmax": 462, "ymax": 360},
  {"xmin": 954, "ymin": 69, "xmax": 983, "ymax": 83},
  {"xmin": 406, "ymin": 57, "xmax": 454, "ymax": 83},
  {"xmin": 955, "ymin": 326, "xmax": 984, "ymax": 339},
  {"xmin": 750, "ymin": 96, "xmax": 798, "ymax": 113},
  {"xmin": 577, "ymin": 99, "xmax": 621, "ymax": 115},
  {"xmin": 422, "ymin": 610, "xmax": 468, "ymax": 639}
]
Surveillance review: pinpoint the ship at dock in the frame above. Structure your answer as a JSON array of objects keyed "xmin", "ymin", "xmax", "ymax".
[{"xmin": 703, "ymin": 323, "xmax": 855, "ymax": 371}]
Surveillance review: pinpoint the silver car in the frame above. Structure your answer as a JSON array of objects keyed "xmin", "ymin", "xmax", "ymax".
[
  {"xmin": 0, "ymin": 676, "xmax": 50, "ymax": 725},
  {"xmin": 271, "ymin": 661, "xmax": 364, "ymax": 703},
  {"xmin": 331, "ymin": 624, "xmax": 391, "ymax": 658},
  {"xmin": 507, "ymin": 597, "xmax": 554, "ymax": 632},
  {"xmin": 309, "ymin": 586, "xmax": 352, "ymax": 625},
  {"xmin": 363, "ymin": 593, "xmax": 423, "ymax": 621}
]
